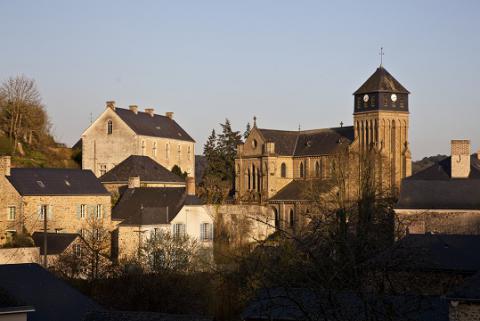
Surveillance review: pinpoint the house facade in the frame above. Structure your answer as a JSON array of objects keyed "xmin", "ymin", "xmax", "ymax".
[
  {"xmin": 0, "ymin": 156, "xmax": 112, "ymax": 244},
  {"xmin": 81, "ymin": 101, "xmax": 195, "ymax": 179}
]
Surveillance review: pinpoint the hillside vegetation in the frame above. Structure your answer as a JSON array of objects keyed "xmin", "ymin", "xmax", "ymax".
[{"xmin": 0, "ymin": 75, "xmax": 79, "ymax": 168}]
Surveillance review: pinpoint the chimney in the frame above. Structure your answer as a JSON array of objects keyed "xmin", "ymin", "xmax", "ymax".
[
  {"xmin": 0, "ymin": 156, "xmax": 11, "ymax": 176},
  {"xmin": 186, "ymin": 177, "xmax": 195, "ymax": 196},
  {"xmin": 145, "ymin": 108, "xmax": 155, "ymax": 117},
  {"xmin": 106, "ymin": 101, "xmax": 116, "ymax": 110},
  {"xmin": 129, "ymin": 105, "xmax": 138, "ymax": 115},
  {"xmin": 128, "ymin": 176, "xmax": 141, "ymax": 188},
  {"xmin": 165, "ymin": 112, "xmax": 174, "ymax": 120},
  {"xmin": 451, "ymin": 140, "xmax": 471, "ymax": 178}
]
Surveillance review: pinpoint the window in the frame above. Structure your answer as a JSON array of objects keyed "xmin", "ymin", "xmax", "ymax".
[
  {"xmin": 187, "ymin": 146, "xmax": 191, "ymax": 160},
  {"xmin": 95, "ymin": 205, "xmax": 102, "ymax": 219},
  {"xmin": 7, "ymin": 206, "xmax": 15, "ymax": 221},
  {"xmin": 281, "ymin": 163, "xmax": 286, "ymax": 178},
  {"xmin": 39, "ymin": 205, "xmax": 48, "ymax": 220},
  {"xmin": 107, "ymin": 120, "xmax": 113, "ymax": 135},
  {"xmin": 300, "ymin": 162, "xmax": 305, "ymax": 178},
  {"xmin": 99, "ymin": 164, "xmax": 107, "ymax": 176},
  {"xmin": 315, "ymin": 161, "xmax": 320, "ymax": 177},
  {"xmin": 200, "ymin": 223, "xmax": 213, "ymax": 241},
  {"xmin": 74, "ymin": 244, "xmax": 82, "ymax": 257},
  {"xmin": 289, "ymin": 209, "xmax": 295, "ymax": 227},
  {"xmin": 80, "ymin": 204, "xmax": 86, "ymax": 219},
  {"xmin": 173, "ymin": 223, "xmax": 186, "ymax": 239},
  {"xmin": 153, "ymin": 142, "xmax": 157, "ymax": 157},
  {"xmin": 177, "ymin": 145, "xmax": 181, "ymax": 160},
  {"xmin": 166, "ymin": 144, "xmax": 170, "ymax": 160},
  {"xmin": 273, "ymin": 208, "xmax": 280, "ymax": 229},
  {"xmin": 141, "ymin": 140, "xmax": 146, "ymax": 155}
]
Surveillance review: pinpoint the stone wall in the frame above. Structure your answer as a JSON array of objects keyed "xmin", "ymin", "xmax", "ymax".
[
  {"xmin": 395, "ymin": 210, "xmax": 480, "ymax": 237},
  {"xmin": 0, "ymin": 247, "xmax": 40, "ymax": 264},
  {"xmin": 0, "ymin": 170, "xmax": 22, "ymax": 244}
]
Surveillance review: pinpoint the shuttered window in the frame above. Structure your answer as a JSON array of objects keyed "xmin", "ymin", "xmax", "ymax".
[
  {"xmin": 173, "ymin": 223, "xmax": 186, "ymax": 239},
  {"xmin": 200, "ymin": 223, "xmax": 213, "ymax": 241}
]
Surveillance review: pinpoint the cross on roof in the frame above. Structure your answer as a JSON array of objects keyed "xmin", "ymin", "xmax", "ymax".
[{"xmin": 379, "ymin": 47, "xmax": 384, "ymax": 67}]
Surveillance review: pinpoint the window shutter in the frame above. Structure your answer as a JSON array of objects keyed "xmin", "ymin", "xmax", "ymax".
[
  {"xmin": 48, "ymin": 205, "xmax": 53, "ymax": 220},
  {"xmin": 200, "ymin": 224, "xmax": 205, "ymax": 240},
  {"xmin": 180, "ymin": 224, "xmax": 185, "ymax": 238},
  {"xmin": 76, "ymin": 205, "xmax": 81, "ymax": 219}
]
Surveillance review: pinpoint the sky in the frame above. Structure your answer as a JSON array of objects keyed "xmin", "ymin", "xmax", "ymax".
[{"xmin": 0, "ymin": 0, "xmax": 479, "ymax": 159}]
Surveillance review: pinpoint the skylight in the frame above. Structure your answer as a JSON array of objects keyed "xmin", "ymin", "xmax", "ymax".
[{"xmin": 36, "ymin": 181, "xmax": 45, "ymax": 188}]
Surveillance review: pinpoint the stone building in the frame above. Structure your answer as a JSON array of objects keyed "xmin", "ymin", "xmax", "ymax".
[
  {"xmin": 0, "ymin": 156, "xmax": 111, "ymax": 244},
  {"xmin": 32, "ymin": 232, "xmax": 84, "ymax": 266},
  {"xmin": 396, "ymin": 139, "xmax": 480, "ymax": 236},
  {"xmin": 99, "ymin": 155, "xmax": 186, "ymax": 195},
  {"xmin": 81, "ymin": 101, "xmax": 195, "ymax": 179},
  {"xmin": 235, "ymin": 66, "xmax": 412, "ymax": 227},
  {"xmin": 111, "ymin": 177, "xmax": 213, "ymax": 260}
]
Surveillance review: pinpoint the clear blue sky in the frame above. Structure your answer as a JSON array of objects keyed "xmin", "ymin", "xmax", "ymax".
[{"xmin": 1, "ymin": 0, "xmax": 479, "ymax": 159}]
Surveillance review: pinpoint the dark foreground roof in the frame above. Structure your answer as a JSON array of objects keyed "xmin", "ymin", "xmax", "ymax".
[
  {"xmin": 447, "ymin": 271, "xmax": 480, "ymax": 302},
  {"xmin": 114, "ymin": 108, "xmax": 195, "ymax": 142},
  {"xmin": 354, "ymin": 66, "xmax": 410, "ymax": 95},
  {"xmin": 257, "ymin": 126, "xmax": 354, "ymax": 157},
  {"xmin": 0, "ymin": 264, "xmax": 101, "ymax": 321},
  {"xmin": 32, "ymin": 232, "xmax": 80, "ymax": 255},
  {"xmin": 269, "ymin": 179, "xmax": 334, "ymax": 202},
  {"xmin": 372, "ymin": 234, "xmax": 480, "ymax": 273},
  {"xmin": 242, "ymin": 288, "xmax": 447, "ymax": 321},
  {"xmin": 7, "ymin": 168, "xmax": 109, "ymax": 196},
  {"xmin": 84, "ymin": 310, "xmax": 212, "ymax": 321},
  {"xmin": 397, "ymin": 155, "xmax": 480, "ymax": 210},
  {"xmin": 113, "ymin": 187, "xmax": 202, "ymax": 225},
  {"xmin": 99, "ymin": 155, "xmax": 185, "ymax": 183}
]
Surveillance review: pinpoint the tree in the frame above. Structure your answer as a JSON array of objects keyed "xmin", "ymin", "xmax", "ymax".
[
  {"xmin": 0, "ymin": 75, "xmax": 50, "ymax": 154},
  {"xmin": 171, "ymin": 164, "xmax": 188, "ymax": 179},
  {"xmin": 243, "ymin": 122, "xmax": 251, "ymax": 140},
  {"xmin": 217, "ymin": 119, "xmax": 242, "ymax": 183}
]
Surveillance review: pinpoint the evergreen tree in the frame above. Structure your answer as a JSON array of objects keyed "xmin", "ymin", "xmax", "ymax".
[
  {"xmin": 243, "ymin": 122, "xmax": 251, "ymax": 141},
  {"xmin": 217, "ymin": 119, "xmax": 242, "ymax": 183}
]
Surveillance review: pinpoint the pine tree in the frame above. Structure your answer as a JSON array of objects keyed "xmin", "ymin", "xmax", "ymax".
[
  {"xmin": 217, "ymin": 119, "xmax": 242, "ymax": 183},
  {"xmin": 243, "ymin": 122, "xmax": 251, "ymax": 141}
]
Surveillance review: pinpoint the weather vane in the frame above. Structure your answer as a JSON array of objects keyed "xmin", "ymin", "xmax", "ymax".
[{"xmin": 379, "ymin": 47, "xmax": 384, "ymax": 67}]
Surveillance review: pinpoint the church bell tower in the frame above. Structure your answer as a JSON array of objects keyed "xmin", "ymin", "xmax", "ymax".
[{"xmin": 353, "ymin": 65, "xmax": 412, "ymax": 192}]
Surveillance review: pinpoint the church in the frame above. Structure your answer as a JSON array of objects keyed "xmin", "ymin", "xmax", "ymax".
[{"xmin": 235, "ymin": 65, "xmax": 412, "ymax": 228}]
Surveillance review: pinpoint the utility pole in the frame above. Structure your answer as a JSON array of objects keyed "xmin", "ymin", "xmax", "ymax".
[{"xmin": 43, "ymin": 206, "xmax": 48, "ymax": 268}]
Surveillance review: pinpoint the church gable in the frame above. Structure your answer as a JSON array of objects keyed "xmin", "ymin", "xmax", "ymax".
[{"xmin": 242, "ymin": 127, "xmax": 268, "ymax": 157}]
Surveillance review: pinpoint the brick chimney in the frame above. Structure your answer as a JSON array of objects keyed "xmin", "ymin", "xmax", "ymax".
[
  {"xmin": 186, "ymin": 177, "xmax": 195, "ymax": 196},
  {"xmin": 165, "ymin": 112, "xmax": 174, "ymax": 120},
  {"xmin": 0, "ymin": 156, "xmax": 11, "ymax": 176},
  {"xmin": 145, "ymin": 108, "xmax": 155, "ymax": 117},
  {"xmin": 451, "ymin": 140, "xmax": 471, "ymax": 178},
  {"xmin": 106, "ymin": 101, "xmax": 116, "ymax": 110},
  {"xmin": 128, "ymin": 176, "xmax": 141, "ymax": 188},
  {"xmin": 129, "ymin": 105, "xmax": 138, "ymax": 115}
]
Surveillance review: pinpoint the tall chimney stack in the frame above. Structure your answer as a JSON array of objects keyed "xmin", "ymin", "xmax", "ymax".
[
  {"xmin": 128, "ymin": 176, "xmax": 141, "ymax": 188},
  {"xmin": 145, "ymin": 108, "xmax": 155, "ymax": 117},
  {"xmin": 106, "ymin": 101, "xmax": 116, "ymax": 110},
  {"xmin": 129, "ymin": 105, "xmax": 138, "ymax": 115},
  {"xmin": 0, "ymin": 156, "xmax": 11, "ymax": 176},
  {"xmin": 186, "ymin": 177, "xmax": 195, "ymax": 196},
  {"xmin": 451, "ymin": 140, "xmax": 471, "ymax": 178},
  {"xmin": 165, "ymin": 112, "xmax": 174, "ymax": 120}
]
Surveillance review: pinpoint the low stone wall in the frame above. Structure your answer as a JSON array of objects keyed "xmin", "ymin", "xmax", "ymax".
[{"xmin": 0, "ymin": 247, "xmax": 40, "ymax": 264}]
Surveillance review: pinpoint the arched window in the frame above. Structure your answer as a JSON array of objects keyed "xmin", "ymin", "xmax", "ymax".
[
  {"xmin": 315, "ymin": 161, "xmax": 320, "ymax": 177},
  {"xmin": 300, "ymin": 162, "xmax": 304, "ymax": 178},
  {"xmin": 187, "ymin": 146, "xmax": 191, "ymax": 160},
  {"xmin": 273, "ymin": 208, "xmax": 280, "ymax": 229},
  {"xmin": 141, "ymin": 140, "xmax": 146, "ymax": 155},
  {"xmin": 177, "ymin": 145, "xmax": 181, "ymax": 160},
  {"xmin": 289, "ymin": 209, "xmax": 295, "ymax": 227},
  {"xmin": 252, "ymin": 165, "xmax": 256, "ymax": 190},
  {"xmin": 248, "ymin": 169, "xmax": 251, "ymax": 190},
  {"xmin": 107, "ymin": 120, "xmax": 113, "ymax": 135},
  {"xmin": 281, "ymin": 163, "xmax": 286, "ymax": 178},
  {"xmin": 152, "ymin": 142, "xmax": 157, "ymax": 157}
]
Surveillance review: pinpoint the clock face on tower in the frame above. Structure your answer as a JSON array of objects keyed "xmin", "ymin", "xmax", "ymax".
[
  {"xmin": 391, "ymin": 94, "xmax": 397, "ymax": 102},
  {"xmin": 363, "ymin": 94, "xmax": 369, "ymax": 102}
]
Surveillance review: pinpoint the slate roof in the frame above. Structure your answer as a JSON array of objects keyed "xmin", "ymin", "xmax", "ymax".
[
  {"xmin": 269, "ymin": 179, "xmax": 334, "ymax": 202},
  {"xmin": 113, "ymin": 187, "xmax": 203, "ymax": 225},
  {"xmin": 257, "ymin": 126, "xmax": 354, "ymax": 157},
  {"xmin": 99, "ymin": 155, "xmax": 185, "ymax": 183},
  {"xmin": 371, "ymin": 234, "xmax": 480, "ymax": 273},
  {"xmin": 354, "ymin": 66, "xmax": 410, "ymax": 95},
  {"xmin": 32, "ymin": 232, "xmax": 80, "ymax": 255},
  {"xmin": 397, "ymin": 155, "xmax": 480, "ymax": 210},
  {"xmin": 114, "ymin": 108, "xmax": 195, "ymax": 142},
  {"xmin": 447, "ymin": 271, "xmax": 480, "ymax": 301},
  {"xmin": 0, "ymin": 263, "xmax": 101, "ymax": 321},
  {"xmin": 0, "ymin": 287, "xmax": 35, "ymax": 315},
  {"xmin": 242, "ymin": 288, "xmax": 447, "ymax": 321},
  {"xmin": 7, "ymin": 168, "xmax": 109, "ymax": 196},
  {"xmin": 84, "ymin": 311, "xmax": 212, "ymax": 321}
]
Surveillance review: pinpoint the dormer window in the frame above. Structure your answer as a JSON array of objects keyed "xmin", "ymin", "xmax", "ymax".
[{"xmin": 107, "ymin": 120, "xmax": 113, "ymax": 135}]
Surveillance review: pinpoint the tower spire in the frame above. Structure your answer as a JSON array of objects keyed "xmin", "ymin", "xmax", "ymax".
[{"xmin": 379, "ymin": 47, "xmax": 384, "ymax": 67}]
